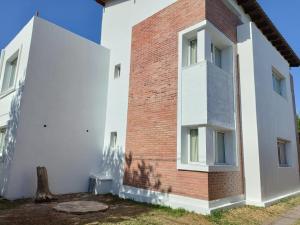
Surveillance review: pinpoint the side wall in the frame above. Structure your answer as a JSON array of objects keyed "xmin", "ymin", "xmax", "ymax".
[
  {"xmin": 0, "ymin": 18, "xmax": 34, "ymax": 195},
  {"xmin": 4, "ymin": 17, "xmax": 110, "ymax": 199},
  {"xmin": 251, "ymin": 23, "xmax": 300, "ymax": 203}
]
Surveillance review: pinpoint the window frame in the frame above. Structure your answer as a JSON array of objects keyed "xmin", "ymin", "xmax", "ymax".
[
  {"xmin": 0, "ymin": 50, "xmax": 20, "ymax": 97},
  {"xmin": 188, "ymin": 39, "xmax": 198, "ymax": 66},
  {"xmin": 114, "ymin": 64, "xmax": 121, "ymax": 79},
  {"xmin": 277, "ymin": 139, "xmax": 289, "ymax": 167},
  {"xmin": 0, "ymin": 126, "xmax": 7, "ymax": 158},
  {"xmin": 211, "ymin": 43, "xmax": 222, "ymax": 68},
  {"xmin": 272, "ymin": 69, "xmax": 285, "ymax": 97},
  {"xmin": 188, "ymin": 128, "xmax": 199, "ymax": 164},
  {"xmin": 214, "ymin": 131, "xmax": 226, "ymax": 165},
  {"xmin": 109, "ymin": 132, "xmax": 118, "ymax": 149}
]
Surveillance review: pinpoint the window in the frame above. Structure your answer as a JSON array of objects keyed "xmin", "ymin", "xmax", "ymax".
[
  {"xmin": 211, "ymin": 44, "xmax": 222, "ymax": 68},
  {"xmin": 189, "ymin": 39, "xmax": 197, "ymax": 65},
  {"xmin": 110, "ymin": 132, "xmax": 117, "ymax": 148},
  {"xmin": 215, "ymin": 131, "xmax": 226, "ymax": 164},
  {"xmin": 0, "ymin": 128, "xmax": 7, "ymax": 157},
  {"xmin": 114, "ymin": 64, "xmax": 121, "ymax": 79},
  {"xmin": 272, "ymin": 72, "xmax": 284, "ymax": 96},
  {"xmin": 189, "ymin": 129, "xmax": 199, "ymax": 162},
  {"xmin": 1, "ymin": 56, "xmax": 18, "ymax": 93},
  {"xmin": 277, "ymin": 139, "xmax": 288, "ymax": 167}
]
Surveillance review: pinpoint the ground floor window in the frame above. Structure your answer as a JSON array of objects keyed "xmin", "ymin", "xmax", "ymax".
[
  {"xmin": 0, "ymin": 127, "xmax": 7, "ymax": 156},
  {"xmin": 277, "ymin": 139, "xmax": 288, "ymax": 167},
  {"xmin": 215, "ymin": 131, "xmax": 226, "ymax": 164},
  {"xmin": 189, "ymin": 129, "xmax": 199, "ymax": 162}
]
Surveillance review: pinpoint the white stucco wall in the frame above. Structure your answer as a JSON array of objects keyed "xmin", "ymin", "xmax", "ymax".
[
  {"xmin": 101, "ymin": 0, "xmax": 177, "ymax": 194},
  {"xmin": 238, "ymin": 22, "xmax": 300, "ymax": 205},
  {"xmin": 1, "ymin": 17, "xmax": 110, "ymax": 199},
  {"xmin": 251, "ymin": 23, "xmax": 300, "ymax": 203}
]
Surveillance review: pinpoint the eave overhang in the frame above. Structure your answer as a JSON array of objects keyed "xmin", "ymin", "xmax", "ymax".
[{"xmin": 237, "ymin": 0, "xmax": 300, "ymax": 67}]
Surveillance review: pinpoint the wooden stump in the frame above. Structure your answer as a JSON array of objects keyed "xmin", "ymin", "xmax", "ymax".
[{"xmin": 35, "ymin": 166, "xmax": 56, "ymax": 203}]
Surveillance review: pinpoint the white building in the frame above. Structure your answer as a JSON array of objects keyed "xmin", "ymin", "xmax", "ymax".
[{"xmin": 0, "ymin": 0, "xmax": 299, "ymax": 214}]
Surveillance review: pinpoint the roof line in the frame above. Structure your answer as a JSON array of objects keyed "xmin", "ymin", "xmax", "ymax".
[{"xmin": 237, "ymin": 0, "xmax": 299, "ymax": 67}]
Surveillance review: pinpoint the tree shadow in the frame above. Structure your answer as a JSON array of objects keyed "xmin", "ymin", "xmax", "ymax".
[{"xmin": 0, "ymin": 80, "xmax": 24, "ymax": 197}]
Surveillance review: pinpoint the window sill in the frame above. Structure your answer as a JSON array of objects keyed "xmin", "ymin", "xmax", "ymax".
[
  {"xmin": 177, "ymin": 163, "xmax": 239, "ymax": 172},
  {"xmin": 0, "ymin": 88, "xmax": 16, "ymax": 99}
]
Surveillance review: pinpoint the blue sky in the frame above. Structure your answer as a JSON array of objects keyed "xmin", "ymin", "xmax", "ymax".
[{"xmin": 0, "ymin": 0, "xmax": 299, "ymax": 113}]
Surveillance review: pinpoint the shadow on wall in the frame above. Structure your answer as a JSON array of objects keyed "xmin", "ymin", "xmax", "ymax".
[
  {"xmin": 0, "ymin": 80, "xmax": 24, "ymax": 196},
  {"xmin": 98, "ymin": 148, "xmax": 172, "ymax": 204}
]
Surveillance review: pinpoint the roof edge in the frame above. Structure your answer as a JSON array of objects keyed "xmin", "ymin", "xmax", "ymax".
[{"xmin": 237, "ymin": 0, "xmax": 300, "ymax": 67}]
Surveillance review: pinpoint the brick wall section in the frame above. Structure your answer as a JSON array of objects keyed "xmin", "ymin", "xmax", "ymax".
[{"xmin": 125, "ymin": 0, "xmax": 243, "ymax": 201}]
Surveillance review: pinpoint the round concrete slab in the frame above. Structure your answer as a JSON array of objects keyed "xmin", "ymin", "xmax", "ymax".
[{"xmin": 53, "ymin": 201, "xmax": 109, "ymax": 214}]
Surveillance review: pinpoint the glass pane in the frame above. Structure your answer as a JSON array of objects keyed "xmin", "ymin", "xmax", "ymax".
[
  {"xmin": 189, "ymin": 40, "xmax": 197, "ymax": 65},
  {"xmin": 110, "ymin": 132, "xmax": 117, "ymax": 148},
  {"xmin": 9, "ymin": 58, "xmax": 17, "ymax": 88},
  {"xmin": 190, "ymin": 129, "xmax": 199, "ymax": 162},
  {"xmin": 1, "ymin": 57, "xmax": 18, "ymax": 93},
  {"xmin": 0, "ymin": 128, "xmax": 6, "ymax": 156},
  {"xmin": 214, "ymin": 47, "xmax": 222, "ymax": 68},
  {"xmin": 278, "ymin": 142, "xmax": 287, "ymax": 166},
  {"xmin": 272, "ymin": 74, "xmax": 282, "ymax": 95},
  {"xmin": 216, "ymin": 132, "xmax": 225, "ymax": 164}
]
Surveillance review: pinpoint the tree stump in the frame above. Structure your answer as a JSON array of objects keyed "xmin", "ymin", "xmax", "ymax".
[{"xmin": 35, "ymin": 166, "xmax": 56, "ymax": 203}]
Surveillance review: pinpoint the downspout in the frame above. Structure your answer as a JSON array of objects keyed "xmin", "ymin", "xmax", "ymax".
[
  {"xmin": 290, "ymin": 74, "xmax": 300, "ymax": 173},
  {"xmin": 236, "ymin": 54, "xmax": 246, "ymax": 195}
]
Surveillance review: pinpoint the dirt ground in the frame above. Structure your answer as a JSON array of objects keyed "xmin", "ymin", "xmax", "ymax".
[{"xmin": 1, "ymin": 193, "xmax": 300, "ymax": 225}]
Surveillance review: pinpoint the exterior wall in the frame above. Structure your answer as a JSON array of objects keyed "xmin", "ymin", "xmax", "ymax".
[
  {"xmin": 238, "ymin": 22, "xmax": 300, "ymax": 206},
  {"xmin": 251, "ymin": 23, "xmax": 300, "ymax": 203},
  {"xmin": 0, "ymin": 19, "xmax": 35, "ymax": 195},
  {"xmin": 1, "ymin": 17, "xmax": 110, "ymax": 199},
  {"xmin": 124, "ymin": 0, "xmax": 243, "ymax": 201}
]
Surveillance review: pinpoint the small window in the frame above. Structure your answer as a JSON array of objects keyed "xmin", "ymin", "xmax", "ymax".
[
  {"xmin": 215, "ymin": 131, "xmax": 226, "ymax": 164},
  {"xmin": 0, "ymin": 127, "xmax": 7, "ymax": 157},
  {"xmin": 110, "ymin": 132, "xmax": 117, "ymax": 148},
  {"xmin": 277, "ymin": 139, "xmax": 288, "ymax": 167},
  {"xmin": 189, "ymin": 39, "xmax": 197, "ymax": 65},
  {"xmin": 211, "ymin": 44, "xmax": 222, "ymax": 68},
  {"xmin": 1, "ymin": 56, "xmax": 18, "ymax": 93},
  {"xmin": 114, "ymin": 64, "xmax": 121, "ymax": 79},
  {"xmin": 272, "ymin": 72, "xmax": 284, "ymax": 96},
  {"xmin": 189, "ymin": 129, "xmax": 199, "ymax": 162}
]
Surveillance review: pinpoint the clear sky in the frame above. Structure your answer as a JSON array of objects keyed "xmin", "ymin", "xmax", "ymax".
[{"xmin": 0, "ymin": 0, "xmax": 299, "ymax": 113}]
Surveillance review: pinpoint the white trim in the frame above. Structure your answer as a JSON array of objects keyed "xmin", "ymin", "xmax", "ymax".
[
  {"xmin": 177, "ymin": 163, "xmax": 239, "ymax": 172},
  {"xmin": 246, "ymin": 189, "xmax": 300, "ymax": 207},
  {"xmin": 119, "ymin": 185, "xmax": 245, "ymax": 214}
]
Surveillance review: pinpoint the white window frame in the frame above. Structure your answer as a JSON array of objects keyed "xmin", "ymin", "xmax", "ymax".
[
  {"xmin": 214, "ymin": 131, "xmax": 226, "ymax": 165},
  {"xmin": 187, "ymin": 128, "xmax": 200, "ymax": 164},
  {"xmin": 0, "ymin": 126, "xmax": 7, "ymax": 158},
  {"xmin": 114, "ymin": 64, "xmax": 121, "ymax": 79},
  {"xmin": 188, "ymin": 39, "xmax": 197, "ymax": 66},
  {"xmin": 272, "ymin": 69, "xmax": 285, "ymax": 97},
  {"xmin": 0, "ymin": 50, "xmax": 20, "ymax": 97},
  {"xmin": 211, "ymin": 43, "xmax": 222, "ymax": 68},
  {"xmin": 109, "ymin": 132, "xmax": 118, "ymax": 149},
  {"xmin": 277, "ymin": 139, "xmax": 289, "ymax": 167}
]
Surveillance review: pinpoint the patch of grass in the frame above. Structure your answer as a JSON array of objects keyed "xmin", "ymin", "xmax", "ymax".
[{"xmin": 149, "ymin": 205, "xmax": 188, "ymax": 217}]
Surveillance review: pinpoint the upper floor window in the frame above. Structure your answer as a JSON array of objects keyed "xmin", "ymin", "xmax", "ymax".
[
  {"xmin": 272, "ymin": 70, "xmax": 285, "ymax": 97},
  {"xmin": 1, "ymin": 56, "xmax": 18, "ymax": 94},
  {"xmin": 211, "ymin": 43, "xmax": 222, "ymax": 68},
  {"xmin": 0, "ymin": 127, "xmax": 7, "ymax": 157},
  {"xmin": 277, "ymin": 139, "xmax": 289, "ymax": 167},
  {"xmin": 189, "ymin": 39, "xmax": 197, "ymax": 66},
  {"xmin": 114, "ymin": 64, "xmax": 121, "ymax": 79}
]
